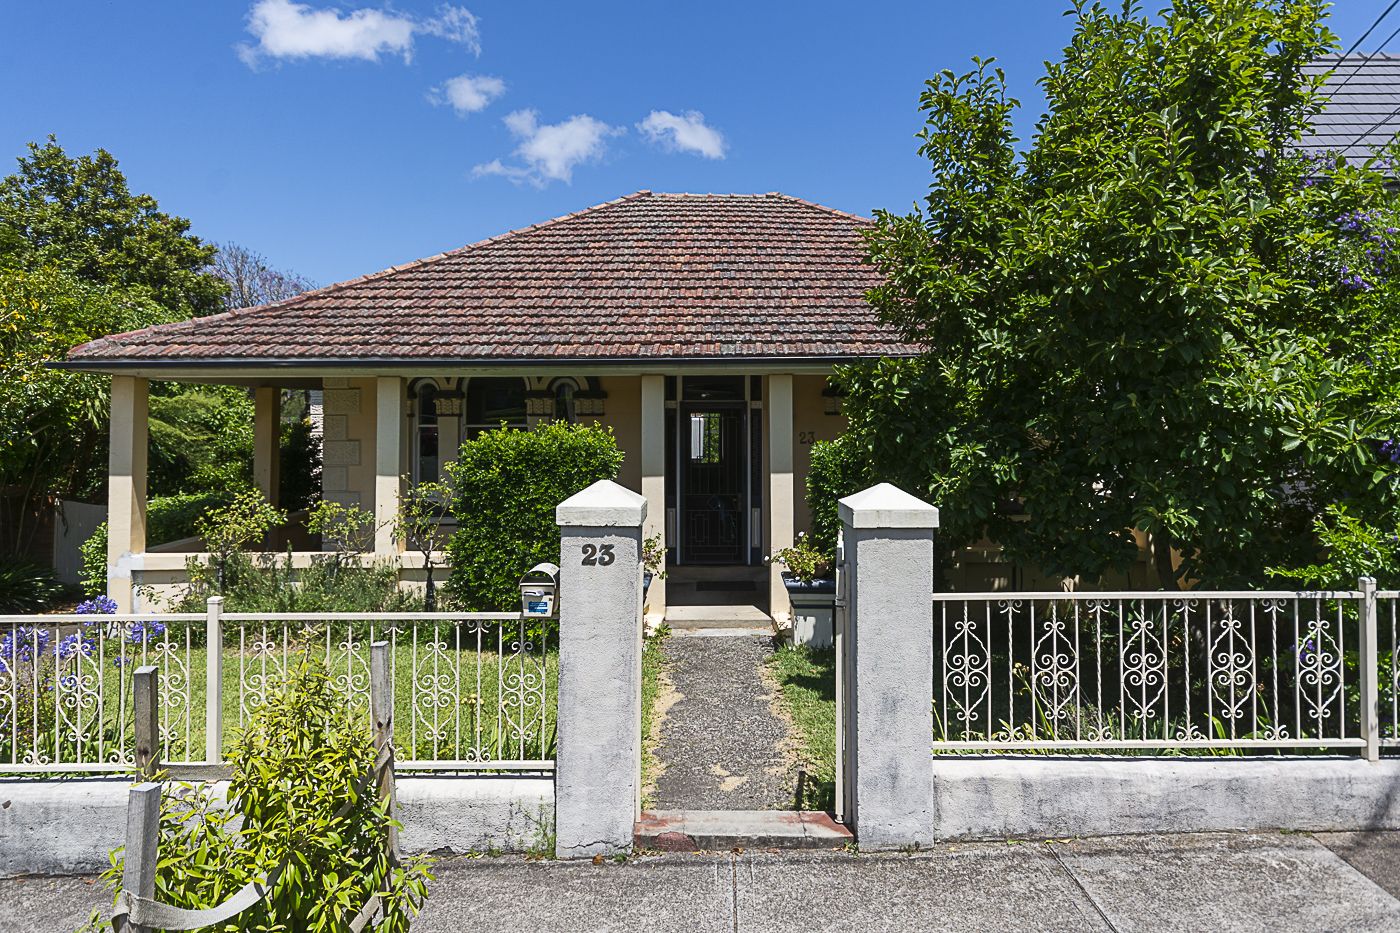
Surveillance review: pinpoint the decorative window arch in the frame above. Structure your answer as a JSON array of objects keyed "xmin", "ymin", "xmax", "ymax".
[
  {"xmin": 464, "ymin": 377, "xmax": 528, "ymax": 438},
  {"xmin": 409, "ymin": 379, "xmax": 441, "ymax": 483},
  {"xmin": 551, "ymin": 377, "xmax": 581, "ymax": 424}
]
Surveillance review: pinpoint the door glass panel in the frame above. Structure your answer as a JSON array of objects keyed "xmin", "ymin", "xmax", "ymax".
[{"xmin": 680, "ymin": 407, "xmax": 746, "ymax": 563}]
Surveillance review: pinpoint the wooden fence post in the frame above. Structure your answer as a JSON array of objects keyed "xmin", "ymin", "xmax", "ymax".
[
  {"xmin": 205, "ymin": 596, "xmax": 224, "ymax": 764},
  {"xmin": 119, "ymin": 782, "xmax": 162, "ymax": 933},
  {"xmin": 370, "ymin": 641, "xmax": 396, "ymax": 852},
  {"xmin": 133, "ymin": 665, "xmax": 160, "ymax": 779}
]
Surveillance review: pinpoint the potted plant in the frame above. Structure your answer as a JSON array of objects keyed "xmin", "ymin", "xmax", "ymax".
[
  {"xmin": 642, "ymin": 533, "xmax": 667, "ymax": 609},
  {"xmin": 767, "ymin": 533, "xmax": 837, "ymax": 647}
]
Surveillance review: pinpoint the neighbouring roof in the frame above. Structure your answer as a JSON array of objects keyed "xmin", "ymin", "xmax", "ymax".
[
  {"xmin": 64, "ymin": 191, "xmax": 913, "ymax": 370},
  {"xmin": 1300, "ymin": 54, "xmax": 1400, "ymax": 163}
]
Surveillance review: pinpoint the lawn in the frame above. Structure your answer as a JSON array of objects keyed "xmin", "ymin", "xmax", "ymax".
[
  {"xmin": 767, "ymin": 644, "xmax": 837, "ymax": 812},
  {"xmin": 1, "ymin": 620, "xmax": 559, "ymax": 769},
  {"xmin": 640, "ymin": 627, "xmax": 667, "ymax": 806}
]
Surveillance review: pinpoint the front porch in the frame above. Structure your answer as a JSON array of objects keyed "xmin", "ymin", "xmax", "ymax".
[{"xmin": 105, "ymin": 370, "xmax": 844, "ymax": 620}]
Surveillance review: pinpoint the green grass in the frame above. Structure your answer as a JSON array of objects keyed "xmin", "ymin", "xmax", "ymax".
[
  {"xmin": 767, "ymin": 644, "xmax": 837, "ymax": 811},
  {"xmin": 640, "ymin": 627, "xmax": 668, "ymax": 806}
]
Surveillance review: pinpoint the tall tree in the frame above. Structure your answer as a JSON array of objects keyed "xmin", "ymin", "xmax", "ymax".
[
  {"xmin": 848, "ymin": 0, "xmax": 1400, "ymax": 588},
  {"xmin": 0, "ymin": 137, "xmax": 226, "ymax": 316},
  {"xmin": 212, "ymin": 242, "xmax": 316, "ymax": 310}
]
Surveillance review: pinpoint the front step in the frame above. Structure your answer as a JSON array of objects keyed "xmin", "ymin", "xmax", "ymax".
[
  {"xmin": 665, "ymin": 605, "xmax": 774, "ymax": 637},
  {"xmin": 635, "ymin": 810, "xmax": 853, "ymax": 852}
]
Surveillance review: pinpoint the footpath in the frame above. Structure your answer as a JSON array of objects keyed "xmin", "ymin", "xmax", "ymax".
[{"xmin": 10, "ymin": 830, "xmax": 1400, "ymax": 932}]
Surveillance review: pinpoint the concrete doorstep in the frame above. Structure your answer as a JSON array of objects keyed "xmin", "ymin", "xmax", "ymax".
[{"xmin": 636, "ymin": 810, "xmax": 853, "ymax": 852}]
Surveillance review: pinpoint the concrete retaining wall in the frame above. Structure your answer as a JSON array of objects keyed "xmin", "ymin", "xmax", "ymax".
[
  {"xmin": 0, "ymin": 775, "xmax": 553, "ymax": 877},
  {"xmin": 931, "ymin": 757, "xmax": 1400, "ymax": 840}
]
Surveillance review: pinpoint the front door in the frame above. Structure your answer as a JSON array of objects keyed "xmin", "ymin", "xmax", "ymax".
[{"xmin": 679, "ymin": 406, "xmax": 747, "ymax": 564}]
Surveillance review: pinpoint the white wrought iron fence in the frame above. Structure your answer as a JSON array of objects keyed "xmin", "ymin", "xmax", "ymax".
[
  {"xmin": 0, "ymin": 601, "xmax": 556, "ymax": 774},
  {"xmin": 932, "ymin": 583, "xmax": 1390, "ymax": 755}
]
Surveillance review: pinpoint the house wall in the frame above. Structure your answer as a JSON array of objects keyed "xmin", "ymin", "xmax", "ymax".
[
  {"xmin": 792, "ymin": 374, "xmax": 845, "ymax": 539},
  {"xmin": 321, "ymin": 377, "xmax": 378, "ymax": 518},
  {"xmin": 590, "ymin": 375, "xmax": 642, "ymax": 492}
]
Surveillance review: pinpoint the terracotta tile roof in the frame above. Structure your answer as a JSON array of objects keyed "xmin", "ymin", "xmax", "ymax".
[{"xmin": 66, "ymin": 191, "xmax": 914, "ymax": 367}]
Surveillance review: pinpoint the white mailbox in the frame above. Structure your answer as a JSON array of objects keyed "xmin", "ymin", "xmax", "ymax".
[{"xmin": 519, "ymin": 563, "xmax": 560, "ymax": 618}]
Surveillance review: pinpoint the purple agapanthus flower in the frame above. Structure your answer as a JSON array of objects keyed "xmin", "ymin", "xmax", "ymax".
[
  {"xmin": 0, "ymin": 626, "xmax": 53, "ymax": 673},
  {"xmin": 76, "ymin": 596, "xmax": 117, "ymax": 615}
]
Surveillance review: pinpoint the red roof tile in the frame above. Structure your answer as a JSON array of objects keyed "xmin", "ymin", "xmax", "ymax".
[{"xmin": 65, "ymin": 191, "xmax": 914, "ymax": 367}]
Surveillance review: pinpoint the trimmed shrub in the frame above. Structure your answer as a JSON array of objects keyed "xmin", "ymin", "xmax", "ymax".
[
  {"xmin": 805, "ymin": 433, "xmax": 873, "ymax": 556},
  {"xmin": 445, "ymin": 422, "xmax": 624, "ymax": 611},
  {"xmin": 78, "ymin": 490, "xmax": 236, "ymax": 596}
]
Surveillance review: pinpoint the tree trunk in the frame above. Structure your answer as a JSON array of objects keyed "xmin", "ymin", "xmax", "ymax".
[{"xmin": 1152, "ymin": 530, "xmax": 1180, "ymax": 591}]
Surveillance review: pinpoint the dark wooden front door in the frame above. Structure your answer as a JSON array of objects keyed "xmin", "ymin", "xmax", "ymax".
[{"xmin": 679, "ymin": 406, "xmax": 747, "ymax": 564}]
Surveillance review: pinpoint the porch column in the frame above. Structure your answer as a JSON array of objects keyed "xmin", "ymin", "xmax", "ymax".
[
  {"xmin": 640, "ymin": 374, "xmax": 666, "ymax": 623},
  {"xmin": 253, "ymin": 387, "xmax": 280, "ymax": 505},
  {"xmin": 374, "ymin": 376, "xmax": 403, "ymax": 556},
  {"xmin": 767, "ymin": 373, "xmax": 795, "ymax": 622},
  {"xmin": 107, "ymin": 376, "xmax": 148, "ymax": 612}
]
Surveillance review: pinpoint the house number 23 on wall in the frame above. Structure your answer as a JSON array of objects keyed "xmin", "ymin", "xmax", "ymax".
[{"xmin": 580, "ymin": 543, "xmax": 616, "ymax": 566}]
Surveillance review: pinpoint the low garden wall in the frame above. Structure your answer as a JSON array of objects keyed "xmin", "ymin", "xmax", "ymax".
[
  {"xmin": 928, "ymin": 757, "xmax": 1400, "ymax": 841},
  {"xmin": 0, "ymin": 775, "xmax": 554, "ymax": 877}
]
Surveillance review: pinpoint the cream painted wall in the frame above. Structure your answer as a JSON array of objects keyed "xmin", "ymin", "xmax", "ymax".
[
  {"xmin": 321, "ymin": 377, "xmax": 380, "ymax": 522},
  {"xmin": 792, "ymin": 374, "xmax": 845, "ymax": 538},
  {"xmin": 591, "ymin": 376, "xmax": 642, "ymax": 492}
]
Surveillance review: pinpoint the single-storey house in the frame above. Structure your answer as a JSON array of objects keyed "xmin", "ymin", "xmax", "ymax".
[{"xmin": 61, "ymin": 191, "xmax": 915, "ymax": 621}]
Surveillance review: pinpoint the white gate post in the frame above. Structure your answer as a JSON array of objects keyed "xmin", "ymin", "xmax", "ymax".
[
  {"xmin": 839, "ymin": 483, "xmax": 938, "ymax": 849},
  {"xmin": 554, "ymin": 479, "xmax": 646, "ymax": 858}
]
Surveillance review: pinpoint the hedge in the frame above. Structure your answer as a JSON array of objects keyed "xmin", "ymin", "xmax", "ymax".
[{"xmin": 444, "ymin": 422, "xmax": 624, "ymax": 611}]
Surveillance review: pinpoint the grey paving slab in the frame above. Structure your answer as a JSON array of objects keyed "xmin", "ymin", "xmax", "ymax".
[
  {"xmin": 1055, "ymin": 832, "xmax": 1400, "ymax": 933},
  {"xmin": 416, "ymin": 854, "xmax": 735, "ymax": 933},
  {"xmin": 653, "ymin": 635, "xmax": 795, "ymax": 810},
  {"xmin": 737, "ymin": 846, "xmax": 1109, "ymax": 933},
  {"xmin": 1316, "ymin": 831, "xmax": 1400, "ymax": 901},
  {"xmin": 0, "ymin": 873, "xmax": 109, "ymax": 931}
]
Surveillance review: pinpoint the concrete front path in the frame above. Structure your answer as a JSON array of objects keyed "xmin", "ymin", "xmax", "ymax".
[
  {"xmin": 652, "ymin": 635, "xmax": 795, "ymax": 810},
  {"xmin": 13, "ymin": 832, "xmax": 1400, "ymax": 932}
]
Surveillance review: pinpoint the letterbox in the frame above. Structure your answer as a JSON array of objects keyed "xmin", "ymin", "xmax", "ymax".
[{"xmin": 519, "ymin": 563, "xmax": 560, "ymax": 618}]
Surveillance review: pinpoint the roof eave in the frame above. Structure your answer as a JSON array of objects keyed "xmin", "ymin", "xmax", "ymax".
[{"xmin": 51, "ymin": 351, "xmax": 918, "ymax": 380}]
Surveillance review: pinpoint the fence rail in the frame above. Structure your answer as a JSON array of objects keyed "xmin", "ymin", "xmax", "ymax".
[
  {"xmin": 0, "ymin": 602, "xmax": 556, "ymax": 774},
  {"xmin": 932, "ymin": 583, "xmax": 1390, "ymax": 756}
]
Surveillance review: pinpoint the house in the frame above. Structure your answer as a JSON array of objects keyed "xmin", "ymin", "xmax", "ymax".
[
  {"xmin": 60, "ymin": 191, "xmax": 914, "ymax": 621},
  {"xmin": 1300, "ymin": 53, "xmax": 1400, "ymax": 164}
]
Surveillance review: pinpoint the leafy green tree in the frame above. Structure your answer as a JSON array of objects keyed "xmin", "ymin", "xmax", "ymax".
[
  {"xmin": 0, "ymin": 137, "xmax": 226, "ymax": 316},
  {"xmin": 395, "ymin": 478, "xmax": 454, "ymax": 611},
  {"xmin": 0, "ymin": 264, "xmax": 165, "ymax": 554},
  {"xmin": 850, "ymin": 0, "xmax": 1400, "ymax": 588}
]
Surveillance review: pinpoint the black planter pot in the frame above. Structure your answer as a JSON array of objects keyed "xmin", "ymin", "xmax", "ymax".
[{"xmin": 781, "ymin": 572, "xmax": 836, "ymax": 596}]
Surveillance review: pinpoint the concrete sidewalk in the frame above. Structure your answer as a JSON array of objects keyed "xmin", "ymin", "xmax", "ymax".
[{"xmin": 8, "ymin": 831, "xmax": 1400, "ymax": 932}]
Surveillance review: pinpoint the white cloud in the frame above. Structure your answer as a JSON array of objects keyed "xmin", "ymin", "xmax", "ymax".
[
  {"xmin": 474, "ymin": 109, "xmax": 622, "ymax": 186},
  {"xmin": 238, "ymin": 0, "xmax": 480, "ymax": 66},
  {"xmin": 430, "ymin": 73, "xmax": 506, "ymax": 115},
  {"xmin": 637, "ymin": 110, "xmax": 726, "ymax": 159}
]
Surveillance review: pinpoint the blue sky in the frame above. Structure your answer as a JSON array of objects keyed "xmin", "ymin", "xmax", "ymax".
[{"xmin": 0, "ymin": 1, "xmax": 1388, "ymax": 287}]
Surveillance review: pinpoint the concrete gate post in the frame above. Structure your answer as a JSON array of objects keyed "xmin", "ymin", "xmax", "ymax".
[
  {"xmin": 839, "ymin": 483, "xmax": 939, "ymax": 849},
  {"xmin": 554, "ymin": 479, "xmax": 647, "ymax": 858}
]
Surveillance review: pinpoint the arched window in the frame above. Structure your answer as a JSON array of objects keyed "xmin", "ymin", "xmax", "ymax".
[
  {"xmin": 553, "ymin": 378, "xmax": 579, "ymax": 424},
  {"xmin": 413, "ymin": 381, "xmax": 440, "ymax": 483},
  {"xmin": 465, "ymin": 377, "xmax": 528, "ymax": 438}
]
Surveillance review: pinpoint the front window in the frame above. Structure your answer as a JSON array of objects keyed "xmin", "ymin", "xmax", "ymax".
[
  {"xmin": 415, "ymin": 383, "xmax": 440, "ymax": 482},
  {"xmin": 554, "ymin": 379, "xmax": 578, "ymax": 423},
  {"xmin": 465, "ymin": 377, "xmax": 528, "ymax": 437}
]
